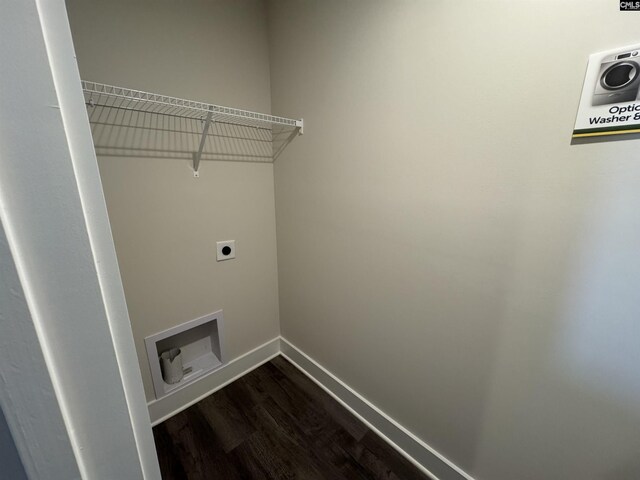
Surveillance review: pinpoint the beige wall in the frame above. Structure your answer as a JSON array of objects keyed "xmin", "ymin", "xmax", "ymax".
[
  {"xmin": 66, "ymin": 0, "xmax": 279, "ymax": 401},
  {"xmin": 268, "ymin": 1, "xmax": 640, "ymax": 479}
]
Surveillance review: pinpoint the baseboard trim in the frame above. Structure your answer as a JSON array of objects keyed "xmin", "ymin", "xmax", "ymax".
[
  {"xmin": 148, "ymin": 335, "xmax": 473, "ymax": 480},
  {"xmin": 147, "ymin": 336, "xmax": 280, "ymax": 426},
  {"xmin": 280, "ymin": 338, "xmax": 474, "ymax": 480}
]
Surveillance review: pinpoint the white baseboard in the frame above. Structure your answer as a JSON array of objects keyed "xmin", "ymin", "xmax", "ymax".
[
  {"xmin": 280, "ymin": 337, "xmax": 475, "ymax": 480},
  {"xmin": 147, "ymin": 336, "xmax": 280, "ymax": 425},
  {"xmin": 147, "ymin": 335, "xmax": 473, "ymax": 480}
]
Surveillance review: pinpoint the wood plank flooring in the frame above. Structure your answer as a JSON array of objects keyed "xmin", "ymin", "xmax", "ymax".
[{"xmin": 153, "ymin": 356, "xmax": 431, "ymax": 480}]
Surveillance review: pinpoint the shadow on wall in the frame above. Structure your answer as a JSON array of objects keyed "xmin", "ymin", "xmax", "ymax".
[
  {"xmin": 84, "ymin": 102, "xmax": 298, "ymax": 164},
  {"xmin": 554, "ymin": 162, "xmax": 640, "ymax": 478},
  {"xmin": 0, "ymin": 405, "xmax": 28, "ymax": 480},
  {"xmin": 470, "ymin": 156, "xmax": 640, "ymax": 479},
  {"xmin": 558, "ymin": 166, "xmax": 640, "ymax": 407},
  {"xmin": 604, "ymin": 458, "xmax": 640, "ymax": 480}
]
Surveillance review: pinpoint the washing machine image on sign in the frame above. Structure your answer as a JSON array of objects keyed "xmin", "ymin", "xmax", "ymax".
[{"xmin": 592, "ymin": 49, "xmax": 640, "ymax": 106}]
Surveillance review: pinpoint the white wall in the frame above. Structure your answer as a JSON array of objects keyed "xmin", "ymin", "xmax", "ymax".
[
  {"xmin": 0, "ymin": 218, "xmax": 80, "ymax": 480},
  {"xmin": 0, "ymin": 0, "xmax": 159, "ymax": 477},
  {"xmin": 66, "ymin": 0, "xmax": 280, "ymax": 401},
  {"xmin": 268, "ymin": 1, "xmax": 640, "ymax": 479}
]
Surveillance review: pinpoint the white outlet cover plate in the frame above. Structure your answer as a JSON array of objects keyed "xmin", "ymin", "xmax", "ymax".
[{"xmin": 216, "ymin": 240, "xmax": 236, "ymax": 261}]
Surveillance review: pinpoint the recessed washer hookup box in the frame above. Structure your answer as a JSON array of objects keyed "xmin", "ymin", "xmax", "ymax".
[
  {"xmin": 145, "ymin": 310, "xmax": 225, "ymax": 400},
  {"xmin": 573, "ymin": 42, "xmax": 640, "ymax": 138}
]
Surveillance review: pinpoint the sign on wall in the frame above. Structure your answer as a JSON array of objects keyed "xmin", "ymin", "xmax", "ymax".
[{"xmin": 573, "ymin": 43, "xmax": 640, "ymax": 138}]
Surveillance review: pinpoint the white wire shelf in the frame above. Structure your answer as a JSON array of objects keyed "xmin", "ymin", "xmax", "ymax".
[{"xmin": 82, "ymin": 81, "xmax": 303, "ymax": 175}]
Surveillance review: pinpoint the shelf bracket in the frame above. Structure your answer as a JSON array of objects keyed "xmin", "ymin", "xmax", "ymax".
[
  {"xmin": 193, "ymin": 107, "xmax": 214, "ymax": 177},
  {"xmin": 273, "ymin": 127, "xmax": 302, "ymax": 162}
]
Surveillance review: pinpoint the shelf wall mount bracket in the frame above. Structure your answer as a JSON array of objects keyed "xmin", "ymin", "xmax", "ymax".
[{"xmin": 192, "ymin": 106, "xmax": 214, "ymax": 177}]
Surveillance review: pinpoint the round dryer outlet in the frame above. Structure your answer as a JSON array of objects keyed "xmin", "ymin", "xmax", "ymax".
[{"xmin": 216, "ymin": 240, "xmax": 236, "ymax": 261}]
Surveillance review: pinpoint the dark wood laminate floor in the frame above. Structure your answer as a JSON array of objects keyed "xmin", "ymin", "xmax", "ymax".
[{"xmin": 153, "ymin": 356, "xmax": 431, "ymax": 480}]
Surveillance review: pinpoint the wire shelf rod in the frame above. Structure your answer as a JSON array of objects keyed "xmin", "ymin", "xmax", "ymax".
[
  {"xmin": 86, "ymin": 121, "xmax": 273, "ymax": 142},
  {"xmin": 82, "ymin": 80, "xmax": 303, "ymax": 174},
  {"xmin": 82, "ymin": 81, "xmax": 302, "ymax": 129},
  {"xmin": 85, "ymin": 102, "xmax": 278, "ymax": 132}
]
